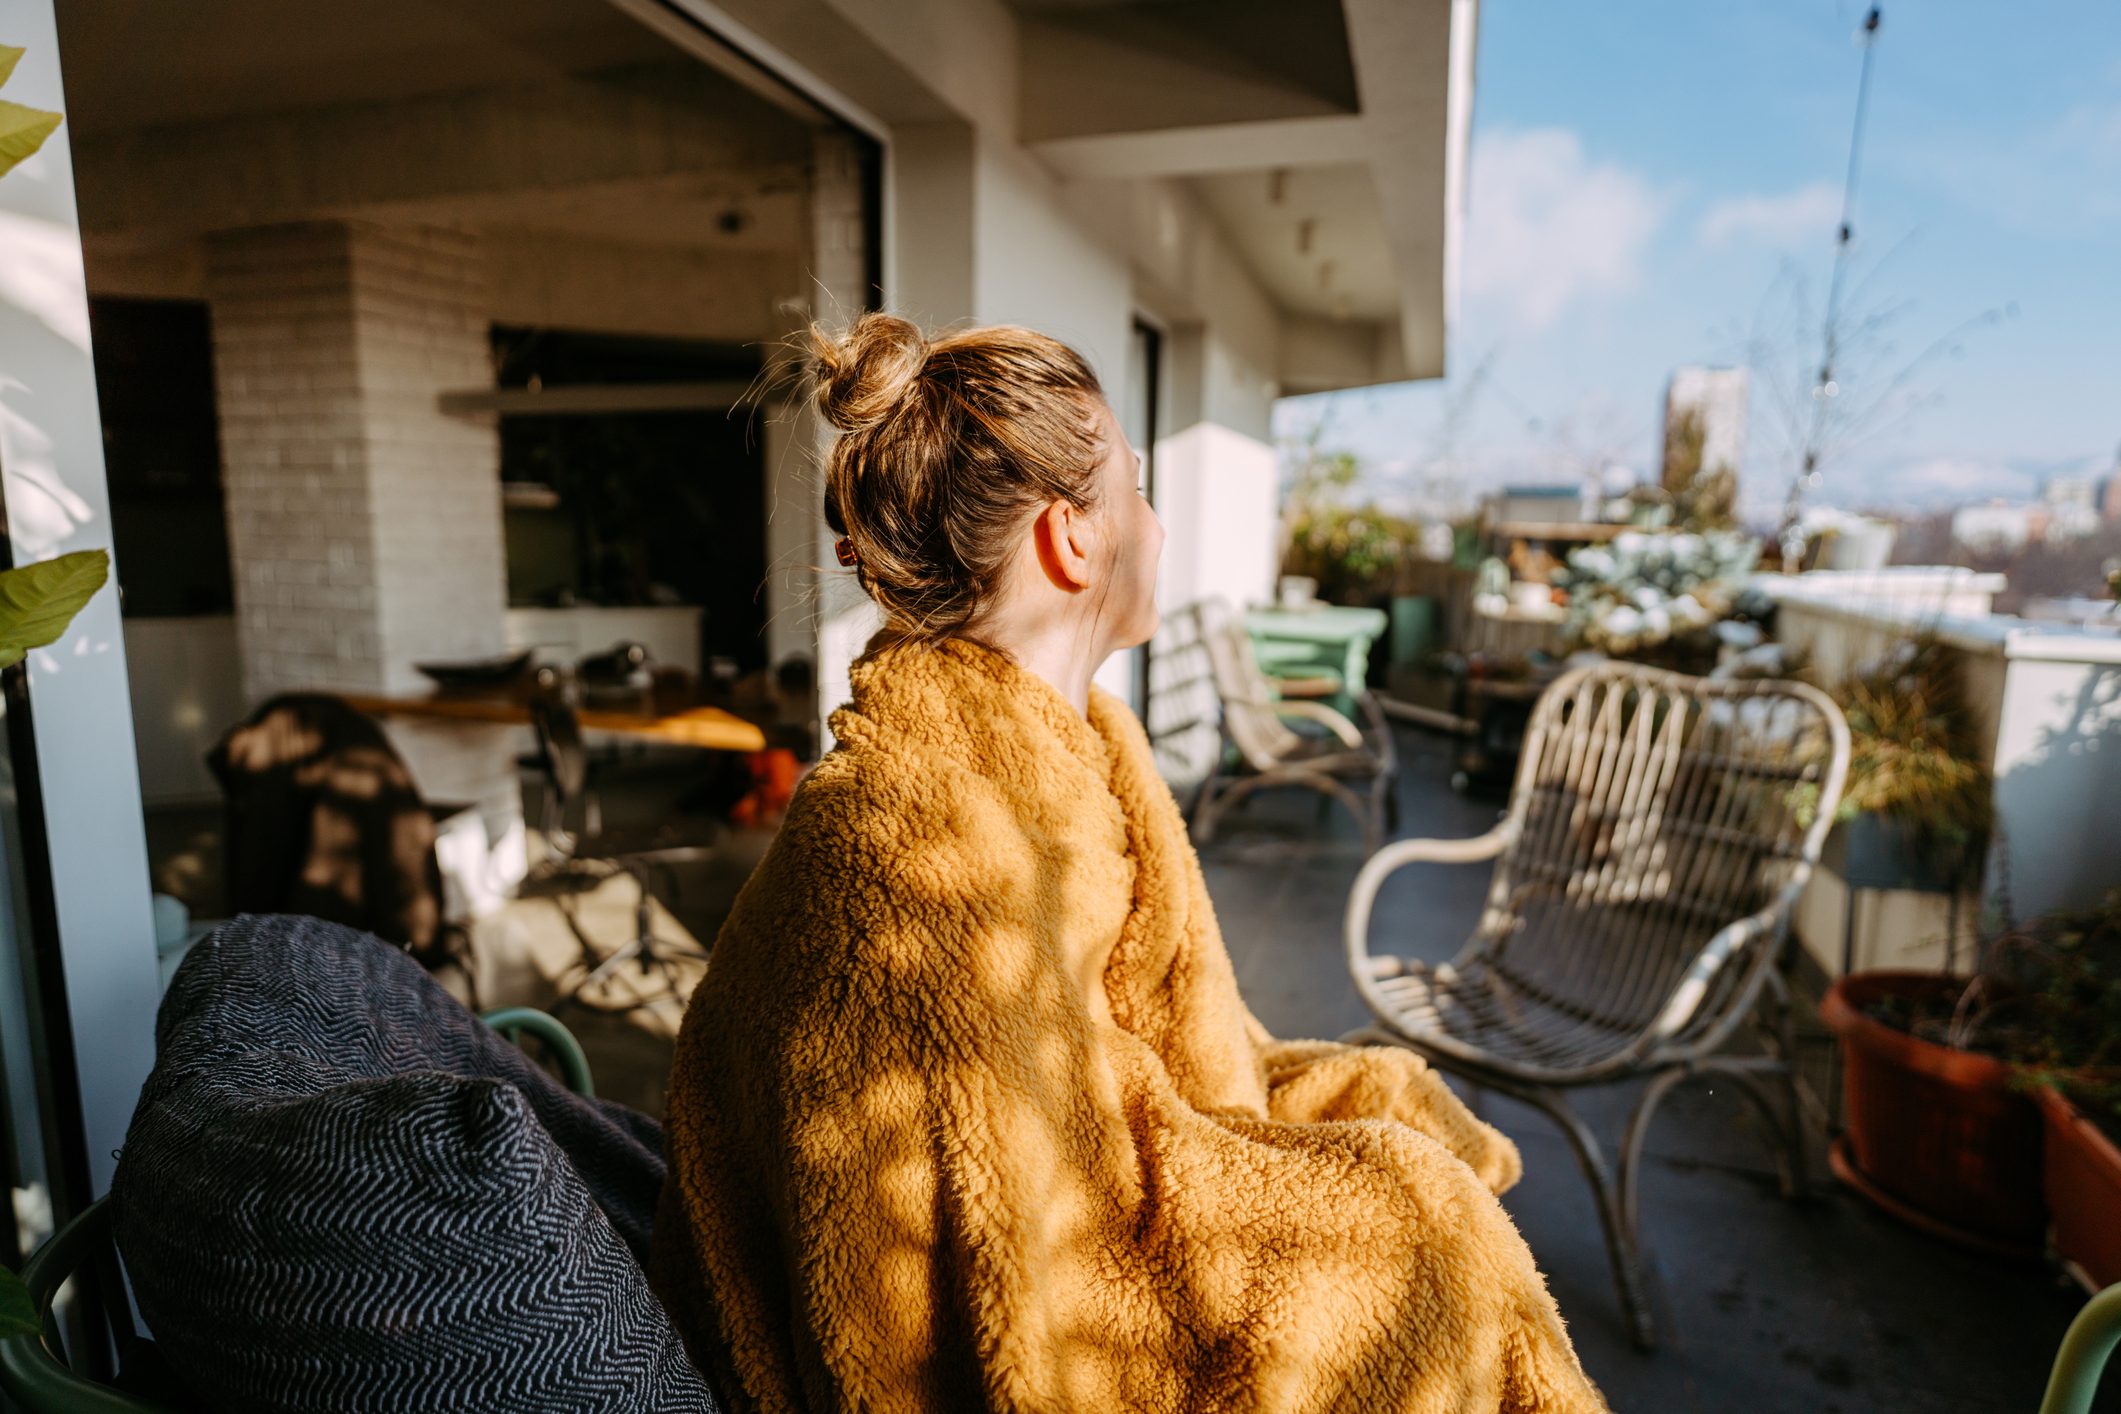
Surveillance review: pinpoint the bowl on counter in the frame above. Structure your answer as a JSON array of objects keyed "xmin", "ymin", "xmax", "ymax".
[{"xmin": 413, "ymin": 650, "xmax": 536, "ymax": 691}]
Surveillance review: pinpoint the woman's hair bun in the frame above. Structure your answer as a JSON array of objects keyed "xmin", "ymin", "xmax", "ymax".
[{"xmin": 809, "ymin": 313, "xmax": 930, "ymax": 433}]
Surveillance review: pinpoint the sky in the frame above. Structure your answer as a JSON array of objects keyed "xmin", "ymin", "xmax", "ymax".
[{"xmin": 1275, "ymin": 0, "xmax": 2121, "ymax": 524}]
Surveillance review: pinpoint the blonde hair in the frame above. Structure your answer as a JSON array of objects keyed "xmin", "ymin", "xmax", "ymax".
[{"xmin": 809, "ymin": 314, "xmax": 1106, "ymax": 646}]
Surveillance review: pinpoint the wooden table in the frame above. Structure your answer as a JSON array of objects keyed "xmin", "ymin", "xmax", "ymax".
[{"xmin": 340, "ymin": 682, "xmax": 768, "ymax": 753}]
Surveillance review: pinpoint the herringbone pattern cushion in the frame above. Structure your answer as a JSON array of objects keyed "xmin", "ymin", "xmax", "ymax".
[{"xmin": 111, "ymin": 913, "xmax": 717, "ymax": 1412}]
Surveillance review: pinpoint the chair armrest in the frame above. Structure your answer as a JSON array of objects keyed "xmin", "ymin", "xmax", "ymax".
[
  {"xmin": 1643, "ymin": 884, "xmax": 1802, "ymax": 1041},
  {"xmin": 2040, "ymin": 1279, "xmax": 2121, "ymax": 1414},
  {"xmin": 482, "ymin": 1007, "xmax": 596, "ymax": 1099},
  {"xmin": 1344, "ymin": 825, "xmax": 1515, "ymax": 976},
  {"xmin": 1274, "ymin": 700, "xmax": 1365, "ymax": 750}
]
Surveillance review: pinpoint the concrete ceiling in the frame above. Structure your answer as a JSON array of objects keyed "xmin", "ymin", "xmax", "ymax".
[
  {"xmin": 55, "ymin": 0, "xmax": 678, "ymax": 137},
  {"xmin": 1019, "ymin": 0, "xmax": 1468, "ymax": 381},
  {"xmin": 56, "ymin": 0, "xmax": 816, "ymax": 255},
  {"xmin": 1191, "ymin": 164, "xmax": 1397, "ymax": 322},
  {"xmin": 371, "ymin": 169, "xmax": 810, "ymax": 253},
  {"xmin": 1010, "ymin": 0, "xmax": 1357, "ymax": 143}
]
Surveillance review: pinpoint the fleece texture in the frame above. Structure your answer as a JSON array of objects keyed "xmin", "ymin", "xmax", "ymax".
[{"xmin": 652, "ymin": 636, "xmax": 1606, "ymax": 1413}]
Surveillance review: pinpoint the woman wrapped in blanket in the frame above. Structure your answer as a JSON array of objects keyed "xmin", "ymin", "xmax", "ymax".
[{"xmin": 651, "ymin": 314, "xmax": 1608, "ymax": 1414}]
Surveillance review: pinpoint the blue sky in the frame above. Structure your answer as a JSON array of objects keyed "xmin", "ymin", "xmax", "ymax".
[{"xmin": 1277, "ymin": 0, "xmax": 2121, "ymax": 523}]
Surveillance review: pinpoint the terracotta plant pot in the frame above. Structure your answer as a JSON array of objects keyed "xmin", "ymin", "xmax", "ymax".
[
  {"xmin": 2037, "ymin": 1087, "xmax": 2121, "ymax": 1290},
  {"xmin": 1821, "ymin": 971, "xmax": 2045, "ymax": 1253}
]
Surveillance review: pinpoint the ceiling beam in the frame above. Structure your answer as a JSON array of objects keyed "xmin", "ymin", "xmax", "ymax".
[
  {"xmin": 73, "ymin": 62, "xmax": 807, "ymax": 237},
  {"xmin": 1030, "ymin": 114, "xmax": 1363, "ymax": 181}
]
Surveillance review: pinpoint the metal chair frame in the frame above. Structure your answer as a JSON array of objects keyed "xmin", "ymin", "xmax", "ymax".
[
  {"xmin": 2041, "ymin": 1282, "xmax": 2121, "ymax": 1414},
  {"xmin": 525, "ymin": 696, "xmax": 717, "ymax": 1014},
  {"xmin": 1186, "ymin": 602, "xmax": 1399, "ymax": 854},
  {"xmin": 1343, "ymin": 661, "xmax": 1850, "ymax": 1349}
]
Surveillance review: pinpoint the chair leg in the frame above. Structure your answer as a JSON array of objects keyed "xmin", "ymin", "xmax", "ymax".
[
  {"xmin": 1763, "ymin": 972, "xmax": 1812, "ymax": 1198},
  {"xmin": 1617, "ymin": 1068, "xmax": 1688, "ymax": 1271},
  {"xmin": 1190, "ymin": 770, "xmax": 1228, "ymax": 844},
  {"xmin": 1517, "ymin": 1084, "xmax": 1660, "ymax": 1352},
  {"xmin": 1301, "ymin": 774, "xmax": 1379, "ymax": 852}
]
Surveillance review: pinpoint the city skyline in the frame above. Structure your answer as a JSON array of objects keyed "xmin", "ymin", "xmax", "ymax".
[{"xmin": 1276, "ymin": 0, "xmax": 2121, "ymax": 525}]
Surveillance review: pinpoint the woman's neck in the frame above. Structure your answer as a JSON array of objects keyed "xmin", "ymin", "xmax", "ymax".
[{"xmin": 973, "ymin": 619, "xmax": 1103, "ymax": 717}]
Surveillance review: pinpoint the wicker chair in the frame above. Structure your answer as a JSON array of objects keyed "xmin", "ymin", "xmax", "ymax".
[
  {"xmin": 1342, "ymin": 661, "xmax": 1849, "ymax": 1349},
  {"xmin": 1185, "ymin": 600, "xmax": 1398, "ymax": 854}
]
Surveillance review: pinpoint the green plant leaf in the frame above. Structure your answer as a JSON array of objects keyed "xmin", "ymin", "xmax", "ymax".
[
  {"xmin": 0, "ymin": 45, "xmax": 24, "ymax": 88},
  {"xmin": 0, "ymin": 549, "xmax": 109, "ymax": 669},
  {"xmin": 0, "ymin": 98, "xmax": 62, "ymax": 183},
  {"xmin": 0, "ymin": 1263, "xmax": 38, "ymax": 1340}
]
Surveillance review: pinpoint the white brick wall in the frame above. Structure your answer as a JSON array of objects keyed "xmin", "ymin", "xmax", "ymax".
[
  {"xmin": 207, "ymin": 221, "xmax": 505, "ymax": 700},
  {"xmin": 207, "ymin": 221, "xmax": 519, "ymax": 843},
  {"xmin": 800, "ymin": 132, "xmax": 881, "ymax": 745}
]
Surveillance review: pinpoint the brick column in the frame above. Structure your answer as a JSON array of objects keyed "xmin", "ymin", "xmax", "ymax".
[
  {"xmin": 207, "ymin": 222, "xmax": 521, "ymax": 880},
  {"xmin": 805, "ymin": 132, "xmax": 885, "ymax": 745},
  {"xmin": 207, "ymin": 222, "xmax": 505, "ymax": 699}
]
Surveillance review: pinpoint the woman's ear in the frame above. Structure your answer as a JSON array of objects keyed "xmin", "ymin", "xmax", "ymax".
[{"xmin": 1033, "ymin": 498, "xmax": 1096, "ymax": 592}]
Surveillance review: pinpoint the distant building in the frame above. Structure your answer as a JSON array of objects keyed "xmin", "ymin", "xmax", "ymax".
[
  {"xmin": 1953, "ymin": 502, "xmax": 2039, "ymax": 555},
  {"xmin": 2103, "ymin": 446, "xmax": 2121, "ymax": 523},
  {"xmin": 1661, "ymin": 366, "xmax": 1746, "ymax": 527},
  {"xmin": 1663, "ymin": 367, "xmax": 1749, "ymax": 479},
  {"xmin": 2043, "ymin": 476, "xmax": 2103, "ymax": 541},
  {"xmin": 1493, "ymin": 485, "xmax": 1589, "ymax": 528}
]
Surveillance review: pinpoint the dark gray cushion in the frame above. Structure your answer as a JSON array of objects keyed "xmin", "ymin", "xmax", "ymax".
[{"xmin": 111, "ymin": 913, "xmax": 717, "ymax": 1413}]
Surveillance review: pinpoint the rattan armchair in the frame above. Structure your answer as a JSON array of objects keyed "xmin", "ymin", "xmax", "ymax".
[
  {"xmin": 1185, "ymin": 600, "xmax": 1397, "ymax": 854},
  {"xmin": 1343, "ymin": 661, "xmax": 1850, "ymax": 1349}
]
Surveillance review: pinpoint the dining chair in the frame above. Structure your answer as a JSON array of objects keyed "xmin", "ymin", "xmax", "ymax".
[{"xmin": 526, "ymin": 696, "xmax": 719, "ymax": 1013}]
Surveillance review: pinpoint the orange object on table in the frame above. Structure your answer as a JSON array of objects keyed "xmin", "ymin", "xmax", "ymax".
[{"xmin": 340, "ymin": 680, "xmax": 767, "ymax": 753}]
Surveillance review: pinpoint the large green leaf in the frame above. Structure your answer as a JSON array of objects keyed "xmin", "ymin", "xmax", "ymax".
[
  {"xmin": 0, "ymin": 98, "xmax": 61, "ymax": 183},
  {"xmin": 0, "ymin": 1263, "xmax": 37, "ymax": 1340},
  {"xmin": 0, "ymin": 45, "xmax": 24, "ymax": 89},
  {"xmin": 0, "ymin": 549, "xmax": 108, "ymax": 669}
]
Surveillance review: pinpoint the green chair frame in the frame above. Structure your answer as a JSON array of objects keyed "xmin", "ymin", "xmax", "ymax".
[
  {"xmin": 0, "ymin": 1007, "xmax": 594, "ymax": 1411},
  {"xmin": 2040, "ymin": 1282, "xmax": 2121, "ymax": 1414}
]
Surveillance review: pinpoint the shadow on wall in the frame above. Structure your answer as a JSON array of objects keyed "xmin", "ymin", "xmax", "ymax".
[{"xmin": 1988, "ymin": 661, "xmax": 2121, "ymax": 923}]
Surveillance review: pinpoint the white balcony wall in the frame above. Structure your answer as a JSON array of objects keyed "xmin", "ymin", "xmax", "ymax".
[{"xmin": 1769, "ymin": 574, "xmax": 2121, "ymax": 971}]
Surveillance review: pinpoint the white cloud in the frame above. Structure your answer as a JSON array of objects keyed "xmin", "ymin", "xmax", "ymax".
[
  {"xmin": 1462, "ymin": 128, "xmax": 1666, "ymax": 330},
  {"xmin": 1833, "ymin": 456, "xmax": 2039, "ymax": 510},
  {"xmin": 1698, "ymin": 182, "xmax": 1842, "ymax": 249}
]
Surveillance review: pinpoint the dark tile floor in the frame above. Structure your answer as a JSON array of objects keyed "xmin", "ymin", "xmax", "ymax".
[{"xmin": 1204, "ymin": 725, "xmax": 2109, "ymax": 1414}]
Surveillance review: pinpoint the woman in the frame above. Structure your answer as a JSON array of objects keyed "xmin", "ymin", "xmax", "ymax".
[{"xmin": 652, "ymin": 315, "xmax": 1606, "ymax": 1413}]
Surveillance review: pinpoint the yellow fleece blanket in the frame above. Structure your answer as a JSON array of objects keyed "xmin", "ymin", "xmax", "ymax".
[{"xmin": 653, "ymin": 637, "xmax": 1606, "ymax": 1413}]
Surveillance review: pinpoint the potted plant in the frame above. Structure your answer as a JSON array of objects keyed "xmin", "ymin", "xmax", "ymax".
[
  {"xmin": 1822, "ymin": 637, "xmax": 1993, "ymax": 896},
  {"xmin": 1992, "ymin": 892, "xmax": 2121, "ymax": 1288},
  {"xmin": 1814, "ymin": 638, "xmax": 2031, "ymax": 1249},
  {"xmin": 2039, "ymin": 1081, "xmax": 2121, "ymax": 1291}
]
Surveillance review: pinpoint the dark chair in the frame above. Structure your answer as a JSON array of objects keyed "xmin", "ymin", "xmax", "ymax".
[
  {"xmin": 0, "ymin": 1008, "xmax": 602, "ymax": 1413},
  {"xmin": 526, "ymin": 696, "xmax": 718, "ymax": 1013},
  {"xmin": 206, "ymin": 694, "xmax": 476, "ymax": 995}
]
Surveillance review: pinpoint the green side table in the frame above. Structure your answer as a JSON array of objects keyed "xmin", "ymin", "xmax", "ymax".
[{"xmin": 1245, "ymin": 604, "xmax": 1387, "ymax": 717}]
